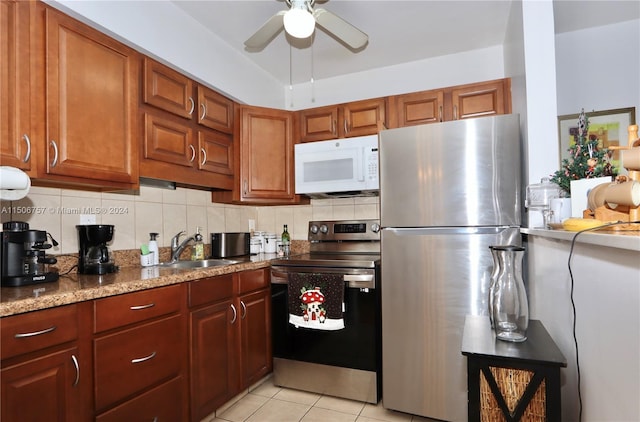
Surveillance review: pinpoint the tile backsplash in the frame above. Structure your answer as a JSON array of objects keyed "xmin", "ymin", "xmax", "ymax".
[{"xmin": 0, "ymin": 186, "xmax": 379, "ymax": 254}]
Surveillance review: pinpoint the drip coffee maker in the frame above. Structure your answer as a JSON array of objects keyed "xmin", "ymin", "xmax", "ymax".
[
  {"xmin": 77, "ymin": 224, "xmax": 117, "ymax": 274},
  {"xmin": 1, "ymin": 221, "xmax": 59, "ymax": 287}
]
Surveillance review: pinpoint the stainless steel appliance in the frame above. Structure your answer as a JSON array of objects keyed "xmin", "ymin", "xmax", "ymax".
[
  {"xmin": 77, "ymin": 224, "xmax": 117, "ymax": 275},
  {"xmin": 210, "ymin": 232, "xmax": 250, "ymax": 258},
  {"xmin": 270, "ymin": 219, "xmax": 381, "ymax": 403},
  {"xmin": 1, "ymin": 221, "xmax": 59, "ymax": 287},
  {"xmin": 294, "ymin": 135, "xmax": 379, "ymax": 198},
  {"xmin": 379, "ymin": 114, "xmax": 522, "ymax": 421}
]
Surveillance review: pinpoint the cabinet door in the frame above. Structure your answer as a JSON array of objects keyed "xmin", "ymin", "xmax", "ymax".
[
  {"xmin": 143, "ymin": 113, "xmax": 195, "ymax": 168},
  {"xmin": 239, "ymin": 106, "xmax": 296, "ymax": 203},
  {"xmin": 239, "ymin": 288, "xmax": 272, "ymax": 388},
  {"xmin": 43, "ymin": 8, "xmax": 138, "ymax": 185},
  {"xmin": 0, "ymin": 0, "xmax": 32, "ymax": 170},
  {"xmin": 391, "ymin": 90, "xmax": 444, "ymax": 127},
  {"xmin": 299, "ymin": 105, "xmax": 339, "ymax": 142},
  {"xmin": 1, "ymin": 347, "xmax": 81, "ymax": 422},
  {"xmin": 197, "ymin": 85, "xmax": 234, "ymax": 134},
  {"xmin": 189, "ymin": 299, "xmax": 236, "ymax": 422},
  {"xmin": 198, "ymin": 130, "xmax": 233, "ymax": 176},
  {"xmin": 341, "ymin": 98, "xmax": 386, "ymax": 137},
  {"xmin": 143, "ymin": 57, "xmax": 194, "ymax": 119},
  {"xmin": 449, "ymin": 79, "xmax": 509, "ymax": 120}
]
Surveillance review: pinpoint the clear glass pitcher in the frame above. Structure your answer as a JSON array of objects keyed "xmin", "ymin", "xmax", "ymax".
[{"xmin": 490, "ymin": 245, "xmax": 528, "ymax": 342}]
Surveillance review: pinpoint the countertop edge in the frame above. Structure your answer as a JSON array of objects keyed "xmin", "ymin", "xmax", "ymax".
[
  {"xmin": 0, "ymin": 260, "xmax": 272, "ymax": 318},
  {"xmin": 521, "ymin": 227, "xmax": 640, "ymax": 251}
]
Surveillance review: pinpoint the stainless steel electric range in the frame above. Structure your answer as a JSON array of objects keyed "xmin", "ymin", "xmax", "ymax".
[{"xmin": 270, "ymin": 219, "xmax": 381, "ymax": 404}]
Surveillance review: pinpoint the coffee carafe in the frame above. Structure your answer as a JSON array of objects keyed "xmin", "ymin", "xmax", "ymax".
[
  {"xmin": 77, "ymin": 224, "xmax": 118, "ymax": 274},
  {"xmin": 1, "ymin": 221, "xmax": 59, "ymax": 287}
]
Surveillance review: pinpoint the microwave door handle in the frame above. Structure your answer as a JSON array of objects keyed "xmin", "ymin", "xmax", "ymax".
[{"xmin": 357, "ymin": 147, "xmax": 365, "ymax": 182}]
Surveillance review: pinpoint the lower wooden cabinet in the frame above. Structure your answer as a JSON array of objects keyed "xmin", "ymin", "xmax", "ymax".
[
  {"xmin": 0, "ymin": 303, "xmax": 91, "ymax": 422},
  {"xmin": 1, "ymin": 346, "xmax": 82, "ymax": 422},
  {"xmin": 188, "ymin": 269, "xmax": 272, "ymax": 421}
]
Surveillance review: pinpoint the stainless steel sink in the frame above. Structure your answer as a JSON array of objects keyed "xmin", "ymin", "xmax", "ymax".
[{"xmin": 157, "ymin": 258, "xmax": 240, "ymax": 269}]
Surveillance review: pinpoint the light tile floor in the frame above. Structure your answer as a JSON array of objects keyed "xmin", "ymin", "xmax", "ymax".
[{"xmin": 205, "ymin": 377, "xmax": 438, "ymax": 422}]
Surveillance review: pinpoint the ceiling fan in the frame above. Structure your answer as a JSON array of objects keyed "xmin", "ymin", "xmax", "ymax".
[{"xmin": 244, "ymin": 0, "xmax": 368, "ymax": 50}]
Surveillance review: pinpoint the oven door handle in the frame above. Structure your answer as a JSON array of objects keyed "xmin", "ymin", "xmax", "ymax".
[{"xmin": 344, "ymin": 274, "xmax": 375, "ymax": 289}]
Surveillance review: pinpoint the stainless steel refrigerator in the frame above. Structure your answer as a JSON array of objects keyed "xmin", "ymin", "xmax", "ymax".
[{"xmin": 379, "ymin": 114, "xmax": 522, "ymax": 421}]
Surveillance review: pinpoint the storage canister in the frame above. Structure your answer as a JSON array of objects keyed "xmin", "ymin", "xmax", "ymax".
[{"xmin": 264, "ymin": 233, "xmax": 277, "ymax": 253}]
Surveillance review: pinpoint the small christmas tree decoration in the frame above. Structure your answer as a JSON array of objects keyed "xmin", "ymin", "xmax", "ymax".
[{"xmin": 551, "ymin": 108, "xmax": 618, "ymax": 195}]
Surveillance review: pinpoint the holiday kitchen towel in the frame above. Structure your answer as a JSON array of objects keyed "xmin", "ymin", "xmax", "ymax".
[{"xmin": 288, "ymin": 272, "xmax": 345, "ymax": 331}]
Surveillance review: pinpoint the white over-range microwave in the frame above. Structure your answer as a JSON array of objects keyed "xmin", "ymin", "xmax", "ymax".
[{"xmin": 294, "ymin": 134, "xmax": 379, "ymax": 198}]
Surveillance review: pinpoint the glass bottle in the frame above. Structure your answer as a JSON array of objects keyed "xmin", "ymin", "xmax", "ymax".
[
  {"xmin": 491, "ymin": 245, "xmax": 528, "ymax": 342},
  {"xmin": 281, "ymin": 224, "xmax": 290, "ymax": 256},
  {"xmin": 487, "ymin": 245, "xmax": 501, "ymax": 328}
]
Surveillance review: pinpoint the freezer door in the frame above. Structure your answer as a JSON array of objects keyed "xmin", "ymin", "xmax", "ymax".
[
  {"xmin": 381, "ymin": 226, "xmax": 521, "ymax": 421},
  {"xmin": 379, "ymin": 114, "xmax": 521, "ymax": 227}
]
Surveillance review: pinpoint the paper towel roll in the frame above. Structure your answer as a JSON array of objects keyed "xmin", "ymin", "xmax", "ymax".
[
  {"xmin": 621, "ymin": 147, "xmax": 640, "ymax": 171},
  {"xmin": 0, "ymin": 166, "xmax": 31, "ymax": 200}
]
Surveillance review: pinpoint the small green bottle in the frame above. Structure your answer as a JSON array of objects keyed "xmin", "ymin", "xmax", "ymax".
[{"xmin": 281, "ymin": 224, "xmax": 290, "ymax": 243}]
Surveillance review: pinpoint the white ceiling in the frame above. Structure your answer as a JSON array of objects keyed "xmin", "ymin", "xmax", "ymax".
[{"xmin": 171, "ymin": 0, "xmax": 639, "ymax": 85}]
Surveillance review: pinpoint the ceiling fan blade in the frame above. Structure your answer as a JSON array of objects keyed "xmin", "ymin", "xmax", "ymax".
[
  {"xmin": 244, "ymin": 10, "xmax": 286, "ymax": 49},
  {"xmin": 313, "ymin": 8, "xmax": 368, "ymax": 49}
]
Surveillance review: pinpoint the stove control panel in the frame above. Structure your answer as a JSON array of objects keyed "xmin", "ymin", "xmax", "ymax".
[{"xmin": 308, "ymin": 219, "xmax": 381, "ymax": 242}]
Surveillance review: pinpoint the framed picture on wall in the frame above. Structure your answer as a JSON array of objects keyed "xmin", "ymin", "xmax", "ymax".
[{"xmin": 557, "ymin": 107, "xmax": 636, "ymax": 165}]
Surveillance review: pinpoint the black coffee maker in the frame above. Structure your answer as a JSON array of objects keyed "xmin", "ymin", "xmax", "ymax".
[
  {"xmin": 1, "ymin": 221, "xmax": 59, "ymax": 287},
  {"xmin": 77, "ymin": 224, "xmax": 118, "ymax": 275}
]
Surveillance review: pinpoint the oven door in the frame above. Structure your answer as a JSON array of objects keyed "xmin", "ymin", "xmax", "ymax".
[{"xmin": 270, "ymin": 265, "xmax": 381, "ymax": 372}]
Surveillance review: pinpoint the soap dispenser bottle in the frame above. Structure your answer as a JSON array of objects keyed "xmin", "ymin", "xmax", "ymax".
[
  {"xmin": 191, "ymin": 227, "xmax": 205, "ymax": 261},
  {"xmin": 148, "ymin": 233, "xmax": 159, "ymax": 265}
]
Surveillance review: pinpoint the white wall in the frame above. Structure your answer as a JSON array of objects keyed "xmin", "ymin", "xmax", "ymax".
[
  {"xmin": 285, "ymin": 46, "xmax": 505, "ymax": 109},
  {"xmin": 556, "ymin": 19, "xmax": 640, "ymax": 123}
]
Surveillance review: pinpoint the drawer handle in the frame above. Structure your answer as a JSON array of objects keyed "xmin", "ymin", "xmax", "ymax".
[
  {"xmin": 71, "ymin": 354, "xmax": 80, "ymax": 387},
  {"xmin": 14, "ymin": 325, "xmax": 57, "ymax": 338},
  {"xmin": 200, "ymin": 103, "xmax": 207, "ymax": 120},
  {"xmin": 240, "ymin": 300, "xmax": 247, "ymax": 320},
  {"xmin": 129, "ymin": 303, "xmax": 155, "ymax": 311},
  {"xmin": 131, "ymin": 351, "xmax": 157, "ymax": 364},
  {"xmin": 50, "ymin": 140, "xmax": 59, "ymax": 167},
  {"xmin": 200, "ymin": 147, "xmax": 206, "ymax": 166},
  {"xmin": 230, "ymin": 303, "xmax": 237, "ymax": 324}
]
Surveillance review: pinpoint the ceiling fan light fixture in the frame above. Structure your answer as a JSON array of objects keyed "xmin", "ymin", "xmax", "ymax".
[{"xmin": 283, "ymin": 7, "xmax": 315, "ymax": 38}]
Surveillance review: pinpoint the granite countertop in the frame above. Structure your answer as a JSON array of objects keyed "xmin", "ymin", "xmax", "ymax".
[{"xmin": 0, "ymin": 254, "xmax": 277, "ymax": 318}]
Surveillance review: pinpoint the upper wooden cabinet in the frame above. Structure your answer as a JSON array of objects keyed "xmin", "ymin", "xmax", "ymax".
[
  {"xmin": 141, "ymin": 58, "xmax": 235, "ymax": 189},
  {"xmin": 388, "ymin": 78, "xmax": 511, "ymax": 128},
  {"xmin": 213, "ymin": 105, "xmax": 302, "ymax": 205},
  {"xmin": 36, "ymin": 5, "xmax": 139, "ymax": 188},
  {"xmin": 299, "ymin": 98, "xmax": 386, "ymax": 142},
  {"xmin": 1, "ymin": 0, "xmax": 33, "ymax": 172}
]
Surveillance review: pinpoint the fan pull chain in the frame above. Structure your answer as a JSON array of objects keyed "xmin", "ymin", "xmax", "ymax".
[
  {"xmin": 310, "ymin": 41, "xmax": 315, "ymax": 103},
  {"xmin": 289, "ymin": 44, "xmax": 294, "ymax": 108}
]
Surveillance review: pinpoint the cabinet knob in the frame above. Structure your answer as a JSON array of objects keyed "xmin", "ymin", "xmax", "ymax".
[{"xmin": 22, "ymin": 134, "xmax": 31, "ymax": 163}]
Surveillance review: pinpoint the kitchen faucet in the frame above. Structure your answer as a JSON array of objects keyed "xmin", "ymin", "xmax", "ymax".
[{"xmin": 169, "ymin": 230, "xmax": 196, "ymax": 262}]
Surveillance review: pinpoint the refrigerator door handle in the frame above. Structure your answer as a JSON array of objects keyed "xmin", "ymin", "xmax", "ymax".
[{"xmin": 385, "ymin": 227, "xmax": 519, "ymax": 236}]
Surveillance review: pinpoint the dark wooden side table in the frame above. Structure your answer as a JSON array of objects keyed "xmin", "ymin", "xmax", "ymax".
[{"xmin": 461, "ymin": 316, "xmax": 567, "ymax": 421}]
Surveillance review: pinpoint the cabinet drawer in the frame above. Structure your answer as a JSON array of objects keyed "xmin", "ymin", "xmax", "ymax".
[
  {"xmin": 96, "ymin": 376, "xmax": 184, "ymax": 422},
  {"xmin": 189, "ymin": 274, "xmax": 234, "ymax": 308},
  {"xmin": 94, "ymin": 315, "xmax": 182, "ymax": 411},
  {"xmin": 94, "ymin": 285, "xmax": 181, "ymax": 333},
  {"xmin": 1, "ymin": 305, "xmax": 78, "ymax": 360},
  {"xmin": 238, "ymin": 268, "xmax": 269, "ymax": 294}
]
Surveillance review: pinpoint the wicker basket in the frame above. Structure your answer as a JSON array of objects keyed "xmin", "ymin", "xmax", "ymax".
[{"xmin": 480, "ymin": 366, "xmax": 546, "ymax": 422}]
